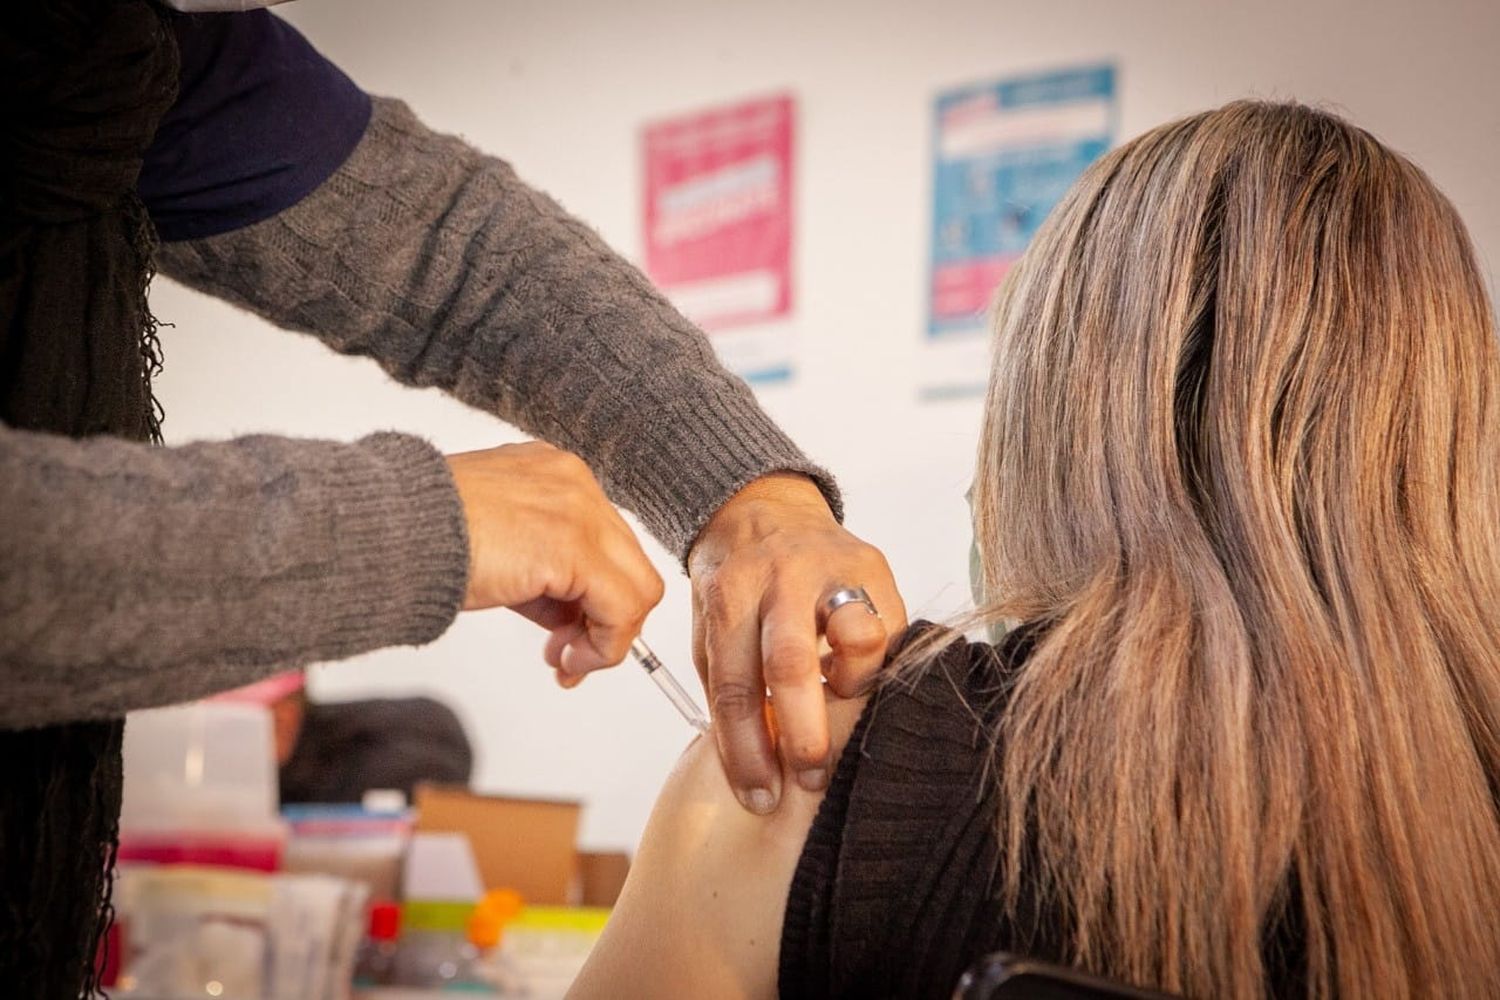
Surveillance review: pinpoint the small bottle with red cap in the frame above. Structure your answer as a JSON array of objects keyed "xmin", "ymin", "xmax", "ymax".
[{"xmin": 353, "ymin": 900, "xmax": 402, "ymax": 987}]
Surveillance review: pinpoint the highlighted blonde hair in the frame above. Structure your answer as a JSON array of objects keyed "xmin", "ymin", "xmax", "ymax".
[{"xmin": 953, "ymin": 102, "xmax": 1500, "ymax": 997}]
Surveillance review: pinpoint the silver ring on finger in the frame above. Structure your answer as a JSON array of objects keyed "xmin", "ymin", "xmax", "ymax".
[{"xmin": 824, "ymin": 585, "xmax": 879, "ymax": 620}]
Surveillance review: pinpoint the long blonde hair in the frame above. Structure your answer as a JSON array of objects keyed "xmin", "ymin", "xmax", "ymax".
[{"xmin": 957, "ymin": 102, "xmax": 1500, "ymax": 997}]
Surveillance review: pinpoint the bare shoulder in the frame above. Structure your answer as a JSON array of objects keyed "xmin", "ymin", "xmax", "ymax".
[{"xmin": 567, "ymin": 694, "xmax": 870, "ymax": 1000}]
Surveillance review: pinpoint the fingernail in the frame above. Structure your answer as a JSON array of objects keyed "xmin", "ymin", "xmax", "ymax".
[
  {"xmin": 741, "ymin": 787, "xmax": 776, "ymax": 815},
  {"xmin": 797, "ymin": 767, "xmax": 829, "ymax": 792}
]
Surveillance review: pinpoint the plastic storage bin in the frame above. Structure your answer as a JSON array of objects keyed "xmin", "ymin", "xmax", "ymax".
[{"xmin": 119, "ymin": 701, "xmax": 286, "ymax": 870}]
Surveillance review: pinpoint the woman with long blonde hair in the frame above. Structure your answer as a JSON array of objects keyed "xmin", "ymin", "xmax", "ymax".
[{"xmin": 571, "ymin": 101, "xmax": 1500, "ymax": 999}]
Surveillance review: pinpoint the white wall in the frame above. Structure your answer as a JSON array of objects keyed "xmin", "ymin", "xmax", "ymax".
[{"xmin": 149, "ymin": 0, "xmax": 1500, "ymax": 849}]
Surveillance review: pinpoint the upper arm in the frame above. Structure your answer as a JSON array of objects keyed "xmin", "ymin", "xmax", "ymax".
[
  {"xmin": 568, "ymin": 694, "xmax": 869, "ymax": 1000},
  {"xmin": 141, "ymin": 10, "xmax": 370, "ymax": 242}
]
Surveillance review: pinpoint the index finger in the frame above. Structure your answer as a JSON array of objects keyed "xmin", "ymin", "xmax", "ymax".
[
  {"xmin": 701, "ymin": 578, "xmax": 782, "ymax": 815},
  {"xmin": 560, "ymin": 533, "xmax": 664, "ymax": 674}
]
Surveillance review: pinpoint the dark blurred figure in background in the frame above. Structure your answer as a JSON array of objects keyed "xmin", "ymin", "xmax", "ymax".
[{"xmin": 217, "ymin": 673, "xmax": 473, "ymax": 804}]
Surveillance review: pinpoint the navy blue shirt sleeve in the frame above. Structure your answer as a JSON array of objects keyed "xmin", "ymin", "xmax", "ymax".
[{"xmin": 139, "ymin": 10, "xmax": 372, "ymax": 242}]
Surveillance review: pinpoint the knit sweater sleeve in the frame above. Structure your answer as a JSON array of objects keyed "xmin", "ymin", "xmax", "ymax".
[
  {"xmin": 153, "ymin": 96, "xmax": 840, "ymax": 560},
  {"xmin": 0, "ymin": 423, "xmax": 467, "ymax": 729}
]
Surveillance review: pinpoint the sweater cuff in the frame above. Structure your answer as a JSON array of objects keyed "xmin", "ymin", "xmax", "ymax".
[
  {"xmin": 602, "ymin": 389, "xmax": 844, "ymax": 564},
  {"xmin": 315, "ymin": 432, "xmax": 469, "ymax": 654}
]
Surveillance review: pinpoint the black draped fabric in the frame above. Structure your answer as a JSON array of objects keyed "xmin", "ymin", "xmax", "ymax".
[{"xmin": 0, "ymin": 1, "xmax": 178, "ymax": 995}]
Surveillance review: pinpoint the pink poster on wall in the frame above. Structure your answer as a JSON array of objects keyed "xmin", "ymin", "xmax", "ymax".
[{"xmin": 643, "ymin": 95, "xmax": 794, "ymax": 375}]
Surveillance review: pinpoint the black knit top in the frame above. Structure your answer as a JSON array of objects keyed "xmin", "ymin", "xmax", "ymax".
[
  {"xmin": 778, "ymin": 623, "xmax": 1306, "ymax": 998},
  {"xmin": 779, "ymin": 623, "xmax": 1052, "ymax": 998}
]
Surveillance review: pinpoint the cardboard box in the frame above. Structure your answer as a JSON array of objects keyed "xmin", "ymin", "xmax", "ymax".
[{"xmin": 414, "ymin": 785, "xmax": 581, "ymax": 905}]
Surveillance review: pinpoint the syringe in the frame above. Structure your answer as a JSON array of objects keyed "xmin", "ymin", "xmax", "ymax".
[{"xmin": 630, "ymin": 638, "xmax": 711, "ymax": 734}]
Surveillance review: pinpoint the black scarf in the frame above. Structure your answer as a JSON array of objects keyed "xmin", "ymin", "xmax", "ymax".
[{"xmin": 0, "ymin": 1, "xmax": 178, "ymax": 995}]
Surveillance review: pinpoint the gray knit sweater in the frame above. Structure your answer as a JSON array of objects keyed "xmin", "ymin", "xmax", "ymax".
[{"xmin": 0, "ymin": 97, "xmax": 837, "ymax": 729}]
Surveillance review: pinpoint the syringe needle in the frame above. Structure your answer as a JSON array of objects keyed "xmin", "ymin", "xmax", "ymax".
[{"xmin": 631, "ymin": 638, "xmax": 711, "ymax": 734}]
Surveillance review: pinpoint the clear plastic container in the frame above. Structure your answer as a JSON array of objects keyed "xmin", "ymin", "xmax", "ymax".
[
  {"xmin": 281, "ymin": 800, "xmax": 412, "ymax": 901},
  {"xmin": 119, "ymin": 702, "xmax": 286, "ymax": 870},
  {"xmin": 389, "ymin": 892, "xmax": 522, "ymax": 993}
]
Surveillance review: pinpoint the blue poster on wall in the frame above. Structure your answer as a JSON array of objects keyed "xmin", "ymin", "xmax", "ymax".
[{"xmin": 922, "ymin": 64, "xmax": 1115, "ymax": 397}]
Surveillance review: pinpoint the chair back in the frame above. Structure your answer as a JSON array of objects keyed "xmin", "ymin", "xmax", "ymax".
[{"xmin": 954, "ymin": 953, "xmax": 1181, "ymax": 1000}]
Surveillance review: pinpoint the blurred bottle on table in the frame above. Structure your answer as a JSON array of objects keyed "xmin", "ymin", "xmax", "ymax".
[
  {"xmin": 352, "ymin": 900, "xmax": 402, "ymax": 987},
  {"xmin": 454, "ymin": 890, "xmax": 527, "ymax": 994}
]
